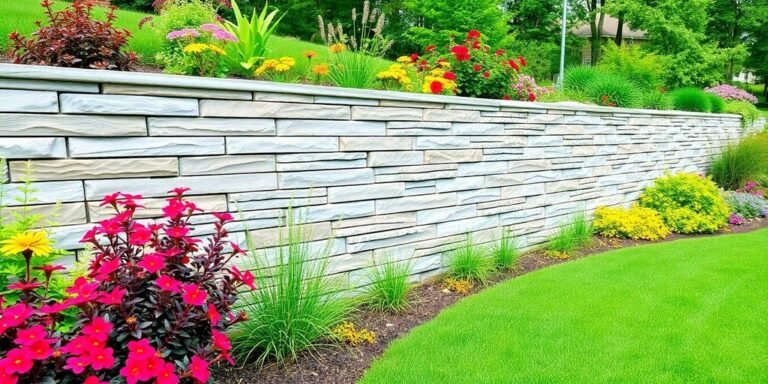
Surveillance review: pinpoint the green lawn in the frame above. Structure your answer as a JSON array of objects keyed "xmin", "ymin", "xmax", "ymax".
[
  {"xmin": 0, "ymin": 1, "xmax": 388, "ymax": 71},
  {"xmin": 360, "ymin": 229, "xmax": 768, "ymax": 384}
]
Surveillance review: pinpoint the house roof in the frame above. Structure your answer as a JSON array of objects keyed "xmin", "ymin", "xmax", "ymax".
[{"xmin": 572, "ymin": 15, "xmax": 647, "ymax": 40}]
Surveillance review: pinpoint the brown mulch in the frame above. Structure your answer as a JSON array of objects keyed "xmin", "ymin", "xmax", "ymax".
[{"xmin": 214, "ymin": 218, "xmax": 768, "ymax": 384}]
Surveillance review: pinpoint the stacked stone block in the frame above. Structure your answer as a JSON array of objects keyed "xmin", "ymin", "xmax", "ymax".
[{"xmin": 0, "ymin": 64, "xmax": 760, "ymax": 285}]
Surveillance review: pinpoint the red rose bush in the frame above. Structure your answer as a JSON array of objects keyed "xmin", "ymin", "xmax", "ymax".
[{"xmin": 0, "ymin": 188, "xmax": 253, "ymax": 383}]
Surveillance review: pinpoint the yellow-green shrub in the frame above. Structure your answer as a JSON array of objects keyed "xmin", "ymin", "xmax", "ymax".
[
  {"xmin": 593, "ymin": 206, "xmax": 670, "ymax": 241},
  {"xmin": 639, "ymin": 173, "xmax": 729, "ymax": 234}
]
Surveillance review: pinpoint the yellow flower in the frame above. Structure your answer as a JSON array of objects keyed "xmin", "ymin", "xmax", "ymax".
[
  {"xmin": 274, "ymin": 63, "xmax": 291, "ymax": 72},
  {"xmin": 183, "ymin": 43, "xmax": 208, "ymax": 54},
  {"xmin": 312, "ymin": 63, "xmax": 330, "ymax": 76},
  {"xmin": 1, "ymin": 231, "xmax": 52, "ymax": 257},
  {"xmin": 207, "ymin": 44, "xmax": 225, "ymax": 55},
  {"xmin": 396, "ymin": 56, "xmax": 413, "ymax": 63},
  {"xmin": 329, "ymin": 43, "xmax": 346, "ymax": 53},
  {"xmin": 438, "ymin": 61, "xmax": 451, "ymax": 68}
]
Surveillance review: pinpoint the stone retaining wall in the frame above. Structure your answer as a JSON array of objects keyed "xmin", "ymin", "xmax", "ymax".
[{"xmin": 0, "ymin": 64, "xmax": 761, "ymax": 284}]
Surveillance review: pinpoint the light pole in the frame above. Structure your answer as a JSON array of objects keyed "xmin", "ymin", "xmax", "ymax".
[{"xmin": 558, "ymin": 0, "xmax": 568, "ymax": 89}]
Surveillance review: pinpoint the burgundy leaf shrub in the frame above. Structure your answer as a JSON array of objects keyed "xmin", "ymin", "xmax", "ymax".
[
  {"xmin": 0, "ymin": 189, "xmax": 253, "ymax": 383},
  {"xmin": 9, "ymin": 0, "xmax": 137, "ymax": 70}
]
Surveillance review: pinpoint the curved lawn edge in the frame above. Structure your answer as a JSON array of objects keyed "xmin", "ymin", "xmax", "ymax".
[{"xmin": 358, "ymin": 229, "xmax": 768, "ymax": 384}]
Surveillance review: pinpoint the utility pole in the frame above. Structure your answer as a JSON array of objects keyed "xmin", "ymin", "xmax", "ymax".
[{"xmin": 558, "ymin": 0, "xmax": 568, "ymax": 89}]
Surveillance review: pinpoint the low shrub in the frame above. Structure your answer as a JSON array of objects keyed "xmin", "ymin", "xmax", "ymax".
[
  {"xmin": 163, "ymin": 23, "xmax": 234, "ymax": 77},
  {"xmin": 723, "ymin": 191, "xmax": 768, "ymax": 219},
  {"xmin": 707, "ymin": 93, "xmax": 726, "ymax": 113},
  {"xmin": 725, "ymin": 101, "xmax": 761, "ymax": 128},
  {"xmin": 669, "ymin": 87, "xmax": 712, "ymax": 112},
  {"xmin": 598, "ymin": 42, "xmax": 665, "ymax": 91},
  {"xmin": 363, "ymin": 259, "xmax": 413, "ymax": 313},
  {"xmin": 641, "ymin": 90, "xmax": 673, "ymax": 110},
  {"xmin": 639, "ymin": 173, "xmax": 730, "ymax": 234},
  {"xmin": 593, "ymin": 206, "xmax": 670, "ymax": 241},
  {"xmin": 446, "ymin": 234, "xmax": 494, "ymax": 283},
  {"xmin": 584, "ymin": 73, "xmax": 642, "ymax": 108},
  {"xmin": 705, "ymin": 84, "xmax": 759, "ymax": 104},
  {"xmin": 231, "ymin": 208, "xmax": 352, "ymax": 365},
  {"xmin": 492, "ymin": 229, "xmax": 520, "ymax": 270},
  {"xmin": 331, "ymin": 322, "xmax": 376, "ymax": 346},
  {"xmin": 154, "ymin": 0, "xmax": 218, "ymax": 73},
  {"xmin": 709, "ymin": 134, "xmax": 768, "ymax": 190},
  {"xmin": 546, "ymin": 212, "xmax": 593, "ymax": 257},
  {"xmin": 9, "ymin": 0, "xmax": 136, "ymax": 70},
  {"xmin": 0, "ymin": 190, "xmax": 252, "ymax": 383},
  {"xmin": 563, "ymin": 65, "xmax": 601, "ymax": 93},
  {"xmin": 442, "ymin": 277, "xmax": 473, "ymax": 294}
]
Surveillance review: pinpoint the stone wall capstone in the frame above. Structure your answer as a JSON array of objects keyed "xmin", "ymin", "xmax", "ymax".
[{"xmin": 0, "ymin": 64, "xmax": 762, "ymax": 285}]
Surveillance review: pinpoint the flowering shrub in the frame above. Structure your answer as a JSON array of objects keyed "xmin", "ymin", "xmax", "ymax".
[
  {"xmin": 738, "ymin": 181, "xmax": 766, "ymax": 197},
  {"xmin": 0, "ymin": 189, "xmax": 254, "ymax": 383},
  {"xmin": 163, "ymin": 23, "xmax": 235, "ymax": 77},
  {"xmin": 395, "ymin": 30, "xmax": 530, "ymax": 100},
  {"xmin": 639, "ymin": 173, "xmax": 730, "ymax": 234},
  {"xmin": 704, "ymin": 84, "xmax": 759, "ymax": 104},
  {"xmin": 9, "ymin": 0, "xmax": 136, "ymax": 70},
  {"xmin": 510, "ymin": 75, "xmax": 553, "ymax": 102},
  {"xmin": 593, "ymin": 206, "xmax": 670, "ymax": 241},
  {"xmin": 723, "ymin": 191, "xmax": 768, "ymax": 219},
  {"xmin": 254, "ymin": 57, "xmax": 297, "ymax": 81}
]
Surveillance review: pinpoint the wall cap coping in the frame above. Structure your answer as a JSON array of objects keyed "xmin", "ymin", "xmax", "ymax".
[{"xmin": 0, "ymin": 64, "xmax": 743, "ymax": 119}]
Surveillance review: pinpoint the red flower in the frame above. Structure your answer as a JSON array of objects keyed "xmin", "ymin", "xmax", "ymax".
[
  {"xmin": 208, "ymin": 305, "xmax": 222, "ymax": 325},
  {"xmin": 162, "ymin": 199, "xmax": 187, "ymax": 219},
  {"xmin": 84, "ymin": 376, "xmax": 108, "ymax": 384},
  {"xmin": 33, "ymin": 264, "xmax": 66, "ymax": 281},
  {"xmin": 86, "ymin": 348, "xmax": 115, "ymax": 370},
  {"xmin": 0, "ymin": 304, "xmax": 32, "ymax": 329},
  {"xmin": 165, "ymin": 226, "xmax": 190, "ymax": 239},
  {"xmin": 4, "ymin": 349, "xmax": 33, "ymax": 374},
  {"xmin": 182, "ymin": 284, "xmax": 208, "ymax": 306},
  {"xmin": 508, "ymin": 59, "xmax": 520, "ymax": 72},
  {"xmin": 129, "ymin": 223, "xmax": 153, "ymax": 246},
  {"xmin": 528, "ymin": 92, "xmax": 536, "ymax": 102},
  {"xmin": 450, "ymin": 45, "xmax": 471, "ymax": 61},
  {"xmin": 212, "ymin": 329, "xmax": 232, "ymax": 352},
  {"xmin": 495, "ymin": 49, "xmax": 505, "ymax": 56},
  {"xmin": 212, "ymin": 212, "xmax": 234, "ymax": 222},
  {"xmin": 97, "ymin": 287, "xmax": 126, "ymax": 305},
  {"xmin": 424, "ymin": 44, "xmax": 437, "ymax": 52},
  {"xmin": 518, "ymin": 56, "xmax": 527, "ymax": 67},
  {"xmin": 156, "ymin": 275, "xmax": 183, "ymax": 293},
  {"xmin": 14, "ymin": 325, "xmax": 48, "ymax": 346},
  {"xmin": 482, "ymin": 71, "xmax": 490, "ymax": 78},
  {"xmin": 61, "ymin": 335, "xmax": 90, "ymax": 355},
  {"xmin": 168, "ymin": 187, "xmax": 191, "ymax": 197},
  {"xmin": 7, "ymin": 280, "xmax": 43, "ymax": 292},
  {"xmin": 430, "ymin": 81, "xmax": 444, "ymax": 94},
  {"xmin": 98, "ymin": 218, "xmax": 124, "ymax": 236},
  {"xmin": 409, "ymin": 53, "xmax": 419, "ymax": 62},
  {"xmin": 0, "ymin": 371, "xmax": 17, "ymax": 384},
  {"xmin": 473, "ymin": 64, "xmax": 482, "ymax": 72},
  {"xmin": 467, "ymin": 29, "xmax": 481, "ymax": 39},
  {"xmin": 230, "ymin": 266, "xmax": 256, "ymax": 290},
  {"xmin": 138, "ymin": 253, "xmax": 166, "ymax": 274},
  {"xmin": 156, "ymin": 362, "xmax": 179, "ymax": 384},
  {"xmin": 120, "ymin": 357, "xmax": 156, "ymax": 384},
  {"xmin": 83, "ymin": 317, "xmax": 114, "ymax": 341},
  {"xmin": 444, "ymin": 71, "xmax": 456, "ymax": 81},
  {"xmin": 94, "ymin": 257, "xmax": 120, "ymax": 281},
  {"xmin": 79, "ymin": 228, "xmax": 99, "ymax": 243},
  {"xmin": 100, "ymin": 192, "xmax": 121, "ymax": 207},
  {"xmin": 189, "ymin": 355, "xmax": 210, "ymax": 383},
  {"xmin": 64, "ymin": 355, "xmax": 89, "ymax": 375},
  {"xmin": 26, "ymin": 340, "xmax": 53, "ymax": 360},
  {"xmin": 230, "ymin": 241, "xmax": 246, "ymax": 255},
  {"xmin": 127, "ymin": 339, "xmax": 156, "ymax": 360},
  {"xmin": 503, "ymin": 95, "xmax": 512, "ymax": 100}
]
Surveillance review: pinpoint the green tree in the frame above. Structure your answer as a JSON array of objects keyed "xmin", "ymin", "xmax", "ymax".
[{"xmin": 706, "ymin": 0, "xmax": 767, "ymax": 80}]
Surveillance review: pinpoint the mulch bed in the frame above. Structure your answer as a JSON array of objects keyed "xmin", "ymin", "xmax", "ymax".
[{"xmin": 214, "ymin": 218, "xmax": 768, "ymax": 384}]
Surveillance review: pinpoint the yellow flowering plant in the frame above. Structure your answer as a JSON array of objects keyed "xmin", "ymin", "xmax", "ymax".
[
  {"xmin": 593, "ymin": 206, "xmax": 670, "ymax": 241},
  {"xmin": 165, "ymin": 23, "xmax": 233, "ymax": 77},
  {"xmin": 376, "ymin": 64, "xmax": 413, "ymax": 91},
  {"xmin": 253, "ymin": 56, "xmax": 298, "ymax": 82}
]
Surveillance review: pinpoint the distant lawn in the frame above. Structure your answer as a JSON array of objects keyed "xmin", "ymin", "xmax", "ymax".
[
  {"xmin": 360, "ymin": 229, "xmax": 768, "ymax": 384},
  {"xmin": 0, "ymin": 1, "xmax": 389, "ymax": 71}
]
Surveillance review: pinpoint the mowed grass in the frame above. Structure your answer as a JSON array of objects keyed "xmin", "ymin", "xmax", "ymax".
[
  {"xmin": 0, "ymin": 1, "xmax": 389, "ymax": 71},
  {"xmin": 359, "ymin": 229, "xmax": 768, "ymax": 384}
]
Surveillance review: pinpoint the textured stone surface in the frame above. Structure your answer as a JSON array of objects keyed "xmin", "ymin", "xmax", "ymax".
[
  {"xmin": 60, "ymin": 94, "xmax": 198, "ymax": 116},
  {"xmin": 70, "ymin": 137, "xmax": 224, "ymax": 157},
  {"xmin": 0, "ymin": 138, "xmax": 66, "ymax": 159},
  {"xmin": 0, "ymin": 66, "xmax": 756, "ymax": 286},
  {"xmin": 200, "ymin": 100, "xmax": 350, "ymax": 119},
  {"xmin": 0, "ymin": 114, "xmax": 146, "ymax": 136},
  {"xmin": 148, "ymin": 118, "xmax": 275, "ymax": 136},
  {"xmin": 0, "ymin": 90, "xmax": 58, "ymax": 113},
  {"xmin": 9, "ymin": 158, "xmax": 178, "ymax": 181},
  {"xmin": 179, "ymin": 155, "xmax": 275, "ymax": 175}
]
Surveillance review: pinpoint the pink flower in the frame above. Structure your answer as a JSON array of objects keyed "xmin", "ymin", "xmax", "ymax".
[
  {"xmin": 83, "ymin": 317, "xmax": 114, "ymax": 341},
  {"xmin": 97, "ymin": 287, "xmax": 126, "ymax": 305},
  {"xmin": 1, "ymin": 304, "xmax": 33, "ymax": 329},
  {"xmin": 84, "ymin": 376, "xmax": 108, "ymax": 384},
  {"xmin": 166, "ymin": 28, "xmax": 200, "ymax": 40},
  {"xmin": 182, "ymin": 284, "xmax": 208, "ymax": 306},
  {"xmin": 94, "ymin": 257, "xmax": 120, "ymax": 281},
  {"xmin": 165, "ymin": 226, "xmax": 190, "ymax": 239},
  {"xmin": 64, "ymin": 355, "xmax": 89, "ymax": 374},
  {"xmin": 189, "ymin": 355, "xmax": 210, "ymax": 383},
  {"xmin": 138, "ymin": 253, "xmax": 166, "ymax": 273},
  {"xmin": 3, "ymin": 349, "xmax": 34, "ymax": 374},
  {"xmin": 87, "ymin": 348, "xmax": 116, "ymax": 371},
  {"xmin": 162, "ymin": 199, "xmax": 187, "ymax": 219},
  {"xmin": 156, "ymin": 275, "xmax": 183, "ymax": 293},
  {"xmin": 156, "ymin": 362, "xmax": 180, "ymax": 384},
  {"xmin": 212, "ymin": 212, "xmax": 234, "ymax": 222},
  {"xmin": 127, "ymin": 339, "xmax": 156, "ymax": 360},
  {"xmin": 14, "ymin": 325, "xmax": 48, "ymax": 346},
  {"xmin": 230, "ymin": 266, "xmax": 256, "ymax": 290},
  {"xmin": 212, "ymin": 329, "xmax": 232, "ymax": 352},
  {"xmin": 26, "ymin": 340, "xmax": 53, "ymax": 360},
  {"xmin": 129, "ymin": 223, "xmax": 153, "ymax": 246},
  {"xmin": 208, "ymin": 305, "xmax": 221, "ymax": 325},
  {"xmin": 212, "ymin": 29, "xmax": 238, "ymax": 42}
]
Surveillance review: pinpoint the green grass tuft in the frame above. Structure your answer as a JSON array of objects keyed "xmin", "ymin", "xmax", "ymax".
[
  {"xmin": 583, "ymin": 73, "xmax": 642, "ymax": 108},
  {"xmin": 707, "ymin": 93, "xmax": 726, "ymax": 113},
  {"xmin": 546, "ymin": 212, "xmax": 593, "ymax": 255},
  {"xmin": 562, "ymin": 65, "xmax": 601, "ymax": 93},
  {"xmin": 363, "ymin": 258, "xmax": 413, "ymax": 313},
  {"xmin": 491, "ymin": 229, "xmax": 520, "ymax": 270},
  {"xmin": 709, "ymin": 134, "xmax": 768, "ymax": 190},
  {"xmin": 446, "ymin": 234, "xmax": 495, "ymax": 283},
  {"xmin": 670, "ymin": 87, "xmax": 712, "ymax": 113}
]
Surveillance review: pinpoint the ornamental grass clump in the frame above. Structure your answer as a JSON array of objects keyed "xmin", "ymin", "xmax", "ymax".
[
  {"xmin": 0, "ymin": 189, "xmax": 254, "ymax": 383},
  {"xmin": 709, "ymin": 134, "xmax": 768, "ymax": 190},
  {"xmin": 231, "ymin": 207, "xmax": 352, "ymax": 366},
  {"xmin": 707, "ymin": 93, "xmax": 726, "ymax": 113},
  {"xmin": 584, "ymin": 72, "xmax": 642, "ymax": 108},
  {"xmin": 545, "ymin": 212, "xmax": 593, "ymax": 257},
  {"xmin": 639, "ymin": 173, "xmax": 730, "ymax": 234},
  {"xmin": 593, "ymin": 206, "xmax": 670, "ymax": 241},
  {"xmin": 363, "ymin": 258, "xmax": 413, "ymax": 313},
  {"xmin": 492, "ymin": 229, "xmax": 520, "ymax": 270},
  {"xmin": 446, "ymin": 234, "xmax": 494, "ymax": 283},
  {"xmin": 9, "ymin": 0, "xmax": 137, "ymax": 70},
  {"xmin": 669, "ymin": 87, "xmax": 712, "ymax": 112}
]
